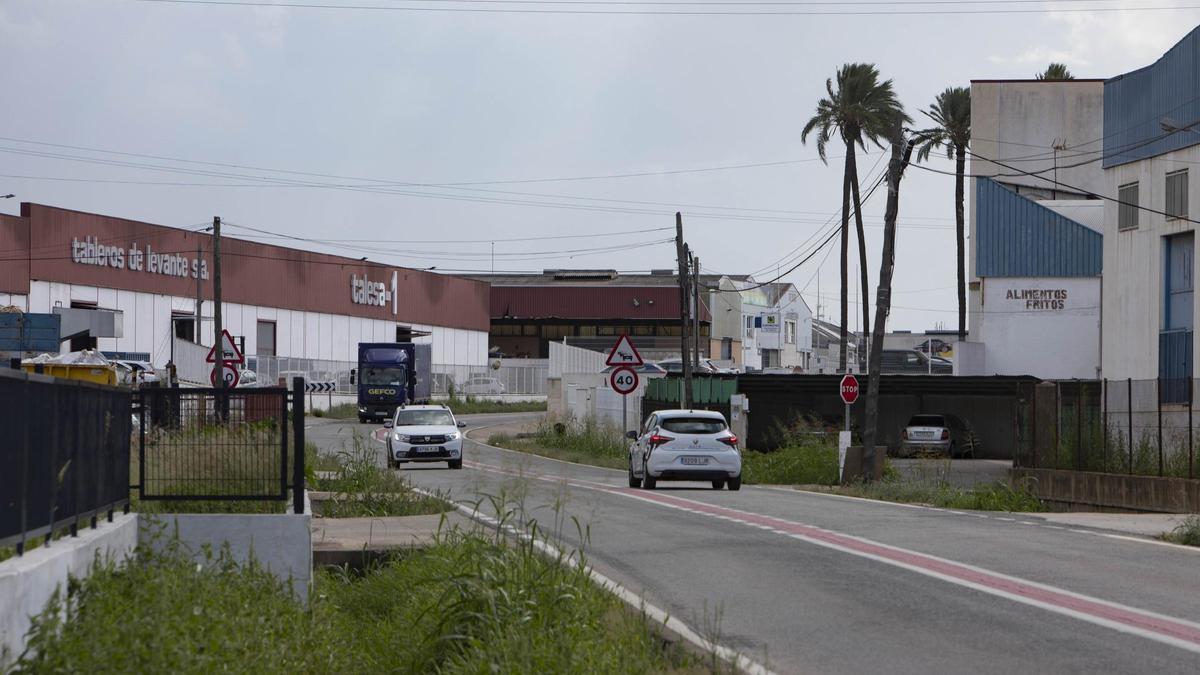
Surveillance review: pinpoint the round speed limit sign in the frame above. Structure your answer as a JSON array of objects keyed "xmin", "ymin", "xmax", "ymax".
[{"xmin": 609, "ymin": 366, "xmax": 639, "ymax": 395}]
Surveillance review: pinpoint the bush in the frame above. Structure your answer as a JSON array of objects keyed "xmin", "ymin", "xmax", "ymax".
[
  {"xmin": 839, "ymin": 479, "xmax": 1046, "ymax": 512},
  {"xmin": 741, "ymin": 444, "xmax": 840, "ymax": 486},
  {"xmin": 1162, "ymin": 515, "xmax": 1200, "ymax": 546},
  {"xmin": 13, "ymin": 531, "xmax": 697, "ymax": 674},
  {"xmin": 313, "ymin": 439, "xmax": 449, "ymax": 517}
]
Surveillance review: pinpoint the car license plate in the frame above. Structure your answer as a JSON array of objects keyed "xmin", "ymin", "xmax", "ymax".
[
  {"xmin": 417, "ymin": 446, "xmax": 443, "ymax": 453},
  {"xmin": 680, "ymin": 456, "xmax": 709, "ymax": 466}
]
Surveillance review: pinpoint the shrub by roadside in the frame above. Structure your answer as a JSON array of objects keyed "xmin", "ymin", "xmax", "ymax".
[
  {"xmin": 312, "ymin": 439, "xmax": 449, "ymax": 518},
  {"xmin": 741, "ymin": 443, "xmax": 840, "ymax": 486},
  {"xmin": 1161, "ymin": 515, "xmax": 1200, "ymax": 546},
  {"xmin": 488, "ymin": 415, "xmax": 628, "ymax": 470},
  {"xmin": 12, "ymin": 531, "xmax": 701, "ymax": 674}
]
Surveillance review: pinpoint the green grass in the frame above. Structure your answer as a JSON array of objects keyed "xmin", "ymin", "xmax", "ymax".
[
  {"xmin": 10, "ymin": 531, "xmax": 704, "ymax": 674},
  {"xmin": 1160, "ymin": 515, "xmax": 1200, "ymax": 546},
  {"xmin": 311, "ymin": 439, "xmax": 450, "ymax": 518},
  {"xmin": 741, "ymin": 443, "xmax": 840, "ymax": 486},
  {"xmin": 443, "ymin": 396, "xmax": 547, "ymax": 415},
  {"xmin": 825, "ymin": 479, "xmax": 1046, "ymax": 512},
  {"xmin": 314, "ymin": 402, "xmax": 358, "ymax": 419},
  {"xmin": 488, "ymin": 415, "xmax": 629, "ymax": 470}
]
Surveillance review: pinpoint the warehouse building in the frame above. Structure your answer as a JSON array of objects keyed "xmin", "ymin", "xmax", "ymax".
[{"xmin": 0, "ymin": 203, "xmax": 490, "ymax": 376}]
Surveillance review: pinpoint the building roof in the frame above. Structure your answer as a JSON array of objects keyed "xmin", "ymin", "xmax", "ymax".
[
  {"xmin": 1104, "ymin": 26, "xmax": 1200, "ymax": 168},
  {"xmin": 975, "ymin": 178, "xmax": 1102, "ymax": 278},
  {"xmin": 470, "ymin": 269, "xmax": 682, "ymax": 287}
]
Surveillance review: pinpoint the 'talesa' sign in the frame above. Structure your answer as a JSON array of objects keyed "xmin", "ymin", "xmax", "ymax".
[{"xmin": 351, "ymin": 271, "xmax": 399, "ymax": 314}]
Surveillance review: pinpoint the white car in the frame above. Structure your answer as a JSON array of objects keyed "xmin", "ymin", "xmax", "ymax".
[
  {"xmin": 385, "ymin": 405, "xmax": 467, "ymax": 469},
  {"xmin": 460, "ymin": 376, "xmax": 505, "ymax": 395},
  {"xmin": 627, "ymin": 409, "xmax": 742, "ymax": 490}
]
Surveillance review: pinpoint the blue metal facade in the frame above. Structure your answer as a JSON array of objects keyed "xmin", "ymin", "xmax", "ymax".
[
  {"xmin": 1104, "ymin": 27, "xmax": 1200, "ymax": 168},
  {"xmin": 975, "ymin": 178, "xmax": 1102, "ymax": 278}
]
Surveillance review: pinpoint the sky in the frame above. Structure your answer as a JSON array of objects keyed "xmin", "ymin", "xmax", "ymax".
[{"xmin": 1, "ymin": 0, "xmax": 1198, "ymax": 331}]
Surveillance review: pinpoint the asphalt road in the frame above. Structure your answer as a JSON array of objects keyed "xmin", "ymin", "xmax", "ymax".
[{"xmin": 307, "ymin": 414, "xmax": 1200, "ymax": 675}]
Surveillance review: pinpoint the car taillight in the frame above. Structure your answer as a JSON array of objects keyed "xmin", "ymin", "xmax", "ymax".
[
  {"xmin": 941, "ymin": 429, "xmax": 950, "ymax": 440},
  {"xmin": 901, "ymin": 429, "xmax": 908, "ymax": 440},
  {"xmin": 648, "ymin": 433, "xmax": 673, "ymax": 447},
  {"xmin": 719, "ymin": 435, "xmax": 738, "ymax": 448}
]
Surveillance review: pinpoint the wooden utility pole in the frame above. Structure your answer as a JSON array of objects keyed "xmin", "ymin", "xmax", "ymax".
[
  {"xmin": 195, "ymin": 241, "xmax": 203, "ymax": 344},
  {"xmin": 861, "ymin": 128, "xmax": 915, "ymax": 481},
  {"xmin": 213, "ymin": 216, "xmax": 224, "ymax": 393},
  {"xmin": 675, "ymin": 212, "xmax": 693, "ymax": 407},
  {"xmin": 693, "ymin": 255, "xmax": 701, "ymax": 369}
]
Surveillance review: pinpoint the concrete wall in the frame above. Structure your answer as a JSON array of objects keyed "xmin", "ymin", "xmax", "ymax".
[
  {"xmin": 976, "ymin": 276, "xmax": 1101, "ymax": 378},
  {"xmin": 140, "ymin": 510, "xmax": 312, "ymax": 602},
  {"xmin": 0, "ymin": 514, "xmax": 138, "ymax": 668},
  {"xmin": 1102, "ymin": 144, "xmax": 1200, "ymax": 380},
  {"xmin": 26, "ymin": 280, "xmax": 488, "ymax": 369},
  {"xmin": 1013, "ymin": 468, "xmax": 1200, "ymax": 513}
]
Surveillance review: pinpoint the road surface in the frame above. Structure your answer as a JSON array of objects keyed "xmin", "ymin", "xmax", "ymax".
[{"xmin": 308, "ymin": 415, "xmax": 1200, "ymax": 675}]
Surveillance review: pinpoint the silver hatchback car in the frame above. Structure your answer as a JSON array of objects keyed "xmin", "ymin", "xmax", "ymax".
[{"xmin": 627, "ymin": 409, "xmax": 742, "ymax": 490}]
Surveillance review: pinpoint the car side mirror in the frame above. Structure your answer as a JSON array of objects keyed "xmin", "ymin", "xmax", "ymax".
[
  {"xmin": 349, "ymin": 369, "xmax": 356, "ymax": 385},
  {"xmin": 383, "ymin": 419, "xmax": 393, "ymax": 428},
  {"xmin": 625, "ymin": 430, "xmax": 638, "ymax": 440},
  {"xmin": 457, "ymin": 421, "xmax": 467, "ymax": 428}
]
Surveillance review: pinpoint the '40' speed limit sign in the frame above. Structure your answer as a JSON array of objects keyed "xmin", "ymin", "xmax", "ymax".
[{"xmin": 609, "ymin": 366, "xmax": 639, "ymax": 395}]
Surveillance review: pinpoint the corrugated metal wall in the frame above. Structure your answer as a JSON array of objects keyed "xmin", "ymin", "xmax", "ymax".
[
  {"xmin": 975, "ymin": 178, "xmax": 1102, "ymax": 278},
  {"xmin": 1104, "ymin": 26, "xmax": 1200, "ymax": 168}
]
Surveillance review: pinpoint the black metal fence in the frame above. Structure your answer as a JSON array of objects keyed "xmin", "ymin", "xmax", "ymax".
[
  {"xmin": 1017, "ymin": 378, "xmax": 1199, "ymax": 480},
  {"xmin": 1, "ymin": 367, "xmax": 131, "ymax": 556},
  {"xmin": 132, "ymin": 378, "xmax": 306, "ymax": 512}
]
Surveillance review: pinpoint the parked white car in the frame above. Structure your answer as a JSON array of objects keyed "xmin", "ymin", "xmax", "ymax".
[
  {"xmin": 460, "ymin": 376, "xmax": 505, "ymax": 395},
  {"xmin": 627, "ymin": 409, "xmax": 742, "ymax": 490},
  {"xmin": 385, "ymin": 405, "xmax": 467, "ymax": 469}
]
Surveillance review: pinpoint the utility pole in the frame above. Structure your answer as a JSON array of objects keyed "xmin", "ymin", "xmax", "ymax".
[
  {"xmin": 195, "ymin": 241, "xmax": 203, "ymax": 344},
  {"xmin": 675, "ymin": 212, "xmax": 693, "ymax": 407},
  {"xmin": 213, "ymin": 216, "xmax": 224, "ymax": 401},
  {"xmin": 693, "ymin": 255, "xmax": 701, "ymax": 370}
]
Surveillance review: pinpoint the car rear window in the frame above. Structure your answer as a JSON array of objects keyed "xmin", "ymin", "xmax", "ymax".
[
  {"xmin": 660, "ymin": 418, "xmax": 726, "ymax": 434},
  {"xmin": 907, "ymin": 415, "xmax": 945, "ymax": 427}
]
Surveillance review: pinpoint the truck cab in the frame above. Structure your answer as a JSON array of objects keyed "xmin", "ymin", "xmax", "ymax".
[{"xmin": 353, "ymin": 343, "xmax": 416, "ymax": 423}]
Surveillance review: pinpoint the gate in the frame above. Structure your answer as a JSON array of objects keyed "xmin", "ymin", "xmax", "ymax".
[{"xmin": 131, "ymin": 377, "xmax": 306, "ymax": 513}]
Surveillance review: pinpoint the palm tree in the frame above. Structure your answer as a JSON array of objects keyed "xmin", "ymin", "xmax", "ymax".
[
  {"xmin": 916, "ymin": 87, "xmax": 971, "ymax": 343},
  {"xmin": 802, "ymin": 63, "xmax": 908, "ymax": 372},
  {"xmin": 1036, "ymin": 63, "xmax": 1074, "ymax": 80}
]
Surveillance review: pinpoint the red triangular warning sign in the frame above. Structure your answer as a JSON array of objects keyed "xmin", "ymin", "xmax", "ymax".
[
  {"xmin": 205, "ymin": 329, "xmax": 245, "ymax": 364},
  {"xmin": 605, "ymin": 334, "xmax": 644, "ymax": 367}
]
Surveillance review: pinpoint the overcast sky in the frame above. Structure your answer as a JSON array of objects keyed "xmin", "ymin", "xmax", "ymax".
[{"xmin": 2, "ymin": 0, "xmax": 1198, "ymax": 331}]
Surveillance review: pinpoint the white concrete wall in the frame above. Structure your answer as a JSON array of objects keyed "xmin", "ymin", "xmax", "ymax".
[
  {"xmin": 24, "ymin": 281, "xmax": 487, "ymax": 368},
  {"xmin": 0, "ymin": 514, "xmax": 138, "ymax": 668},
  {"xmin": 1102, "ymin": 145, "xmax": 1200, "ymax": 380},
  {"xmin": 0, "ymin": 293, "xmax": 27, "ymax": 310},
  {"xmin": 978, "ymin": 276, "xmax": 1101, "ymax": 378},
  {"xmin": 140, "ymin": 510, "xmax": 312, "ymax": 602}
]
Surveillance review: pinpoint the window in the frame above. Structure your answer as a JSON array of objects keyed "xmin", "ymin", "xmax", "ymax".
[
  {"xmin": 660, "ymin": 417, "xmax": 726, "ymax": 434},
  {"xmin": 1166, "ymin": 170, "xmax": 1189, "ymax": 220},
  {"xmin": 256, "ymin": 320, "xmax": 276, "ymax": 357},
  {"xmin": 784, "ymin": 320, "xmax": 797, "ymax": 344},
  {"xmin": 1118, "ymin": 182, "xmax": 1139, "ymax": 230},
  {"xmin": 1164, "ymin": 232, "xmax": 1194, "ymax": 331},
  {"xmin": 173, "ymin": 311, "xmax": 196, "ymax": 342},
  {"xmin": 395, "ymin": 325, "xmax": 413, "ymax": 342}
]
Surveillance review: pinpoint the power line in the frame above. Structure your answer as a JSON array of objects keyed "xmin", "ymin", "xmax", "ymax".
[{"xmin": 127, "ymin": 0, "xmax": 1200, "ymax": 16}]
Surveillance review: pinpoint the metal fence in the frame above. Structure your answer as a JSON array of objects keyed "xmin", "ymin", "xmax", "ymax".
[
  {"xmin": 248, "ymin": 354, "xmax": 548, "ymax": 398},
  {"xmin": 1018, "ymin": 378, "xmax": 1200, "ymax": 480},
  {"xmin": 132, "ymin": 379, "xmax": 305, "ymax": 511},
  {"xmin": 1, "ymin": 367, "xmax": 131, "ymax": 556}
]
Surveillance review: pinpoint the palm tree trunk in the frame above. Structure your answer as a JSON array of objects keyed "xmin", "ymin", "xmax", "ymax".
[
  {"xmin": 862, "ymin": 132, "xmax": 915, "ymax": 482},
  {"xmin": 955, "ymin": 144, "xmax": 967, "ymax": 342},
  {"xmin": 849, "ymin": 144, "xmax": 870, "ymax": 372},
  {"xmin": 838, "ymin": 150, "xmax": 852, "ymax": 373}
]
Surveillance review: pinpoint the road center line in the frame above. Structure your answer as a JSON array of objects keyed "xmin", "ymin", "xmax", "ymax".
[{"xmin": 461, "ymin": 459, "xmax": 1200, "ymax": 655}]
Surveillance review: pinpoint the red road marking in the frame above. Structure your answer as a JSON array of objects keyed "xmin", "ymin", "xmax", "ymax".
[{"xmin": 460, "ymin": 459, "xmax": 1200, "ymax": 654}]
